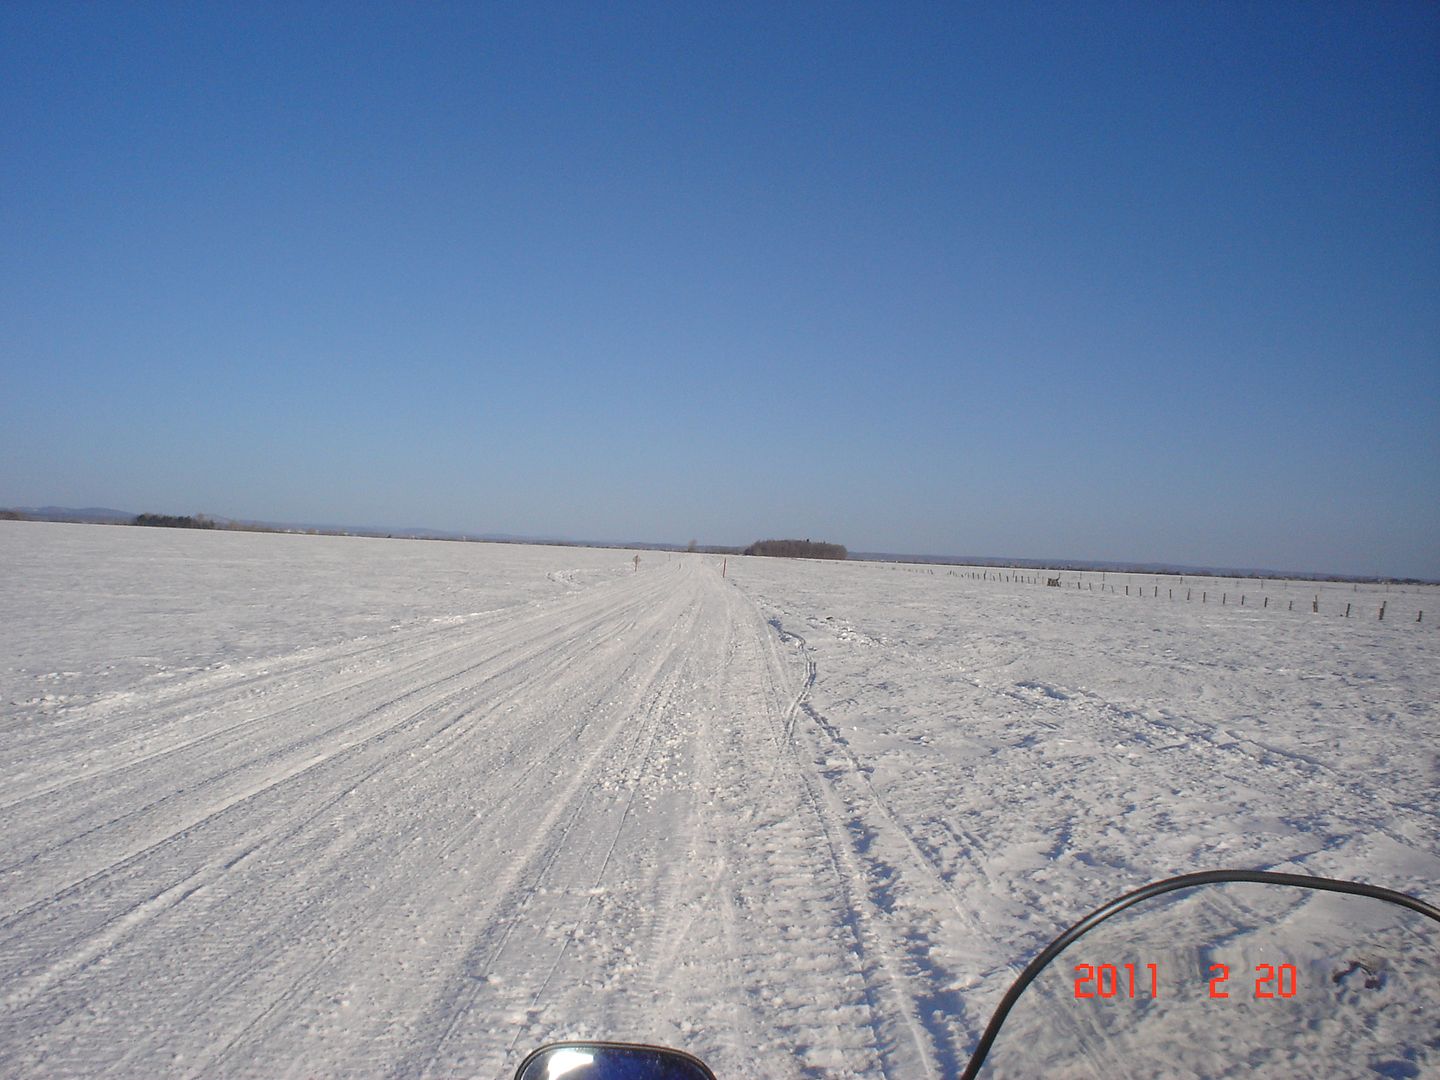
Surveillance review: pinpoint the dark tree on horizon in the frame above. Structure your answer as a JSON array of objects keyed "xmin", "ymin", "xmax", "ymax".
[
  {"xmin": 744, "ymin": 539, "xmax": 847, "ymax": 560},
  {"xmin": 133, "ymin": 513, "xmax": 217, "ymax": 530}
]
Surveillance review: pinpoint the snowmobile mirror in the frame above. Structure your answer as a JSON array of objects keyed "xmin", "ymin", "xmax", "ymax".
[{"xmin": 514, "ymin": 1041, "xmax": 718, "ymax": 1080}]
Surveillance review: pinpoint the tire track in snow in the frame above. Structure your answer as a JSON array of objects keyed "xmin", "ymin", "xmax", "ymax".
[
  {"xmin": 3, "ymin": 566, "xmax": 663, "ymax": 790},
  {"xmin": 758, "ymin": 612, "xmax": 939, "ymax": 1079},
  {"xmin": 2, "ymin": 554, "xmax": 1025, "ymax": 1079},
  {"xmin": 0, "ymin": 604, "xmax": 528, "ymax": 798},
  {"xmin": 0, "ymin": 565, "xmax": 696, "ymax": 1074},
  {"xmin": 763, "ymin": 616, "xmax": 1023, "ymax": 1074},
  {"xmin": 194, "ymin": 564, "xmax": 699, "ymax": 1076},
  {"xmin": 0, "ymin": 570, "xmax": 675, "ymax": 913},
  {"xmin": 403, "ymin": 597, "xmax": 698, "ymax": 1078},
  {"xmin": 673, "ymin": 583, "xmax": 910, "ymax": 1080}
]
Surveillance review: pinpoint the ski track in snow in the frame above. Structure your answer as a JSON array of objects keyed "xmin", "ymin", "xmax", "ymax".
[{"xmin": 1, "ymin": 521, "xmax": 1437, "ymax": 1078}]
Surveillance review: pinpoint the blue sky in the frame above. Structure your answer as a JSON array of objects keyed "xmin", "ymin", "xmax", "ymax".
[{"xmin": 3, "ymin": 3, "xmax": 1437, "ymax": 577}]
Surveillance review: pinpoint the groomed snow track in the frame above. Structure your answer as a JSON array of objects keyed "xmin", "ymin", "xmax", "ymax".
[{"xmin": 1, "ymin": 558, "xmax": 948, "ymax": 1079}]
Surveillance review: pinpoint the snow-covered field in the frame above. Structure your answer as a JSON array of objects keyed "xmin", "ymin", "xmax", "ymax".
[{"xmin": 2, "ymin": 521, "xmax": 1436, "ymax": 1078}]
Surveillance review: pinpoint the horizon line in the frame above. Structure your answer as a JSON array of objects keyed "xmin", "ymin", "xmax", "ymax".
[{"xmin": 6, "ymin": 504, "xmax": 1437, "ymax": 586}]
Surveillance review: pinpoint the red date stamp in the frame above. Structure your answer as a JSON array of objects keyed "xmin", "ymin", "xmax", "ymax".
[{"xmin": 1074, "ymin": 962, "xmax": 1298, "ymax": 1000}]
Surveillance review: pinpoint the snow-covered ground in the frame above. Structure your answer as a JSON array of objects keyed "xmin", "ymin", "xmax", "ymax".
[{"xmin": 2, "ymin": 521, "xmax": 1436, "ymax": 1078}]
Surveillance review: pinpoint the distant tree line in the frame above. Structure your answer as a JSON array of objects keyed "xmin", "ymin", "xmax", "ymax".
[
  {"xmin": 744, "ymin": 538, "xmax": 847, "ymax": 560},
  {"xmin": 133, "ymin": 513, "xmax": 217, "ymax": 530}
]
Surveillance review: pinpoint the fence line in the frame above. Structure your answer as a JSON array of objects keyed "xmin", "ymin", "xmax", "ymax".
[{"xmin": 919, "ymin": 564, "xmax": 1435, "ymax": 628}]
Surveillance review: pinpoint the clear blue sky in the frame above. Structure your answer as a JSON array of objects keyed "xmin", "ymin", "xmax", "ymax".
[{"xmin": 3, "ymin": 2, "xmax": 1437, "ymax": 577}]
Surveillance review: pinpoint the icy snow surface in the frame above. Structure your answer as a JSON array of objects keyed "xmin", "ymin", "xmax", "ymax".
[{"xmin": 1, "ymin": 521, "xmax": 1436, "ymax": 1078}]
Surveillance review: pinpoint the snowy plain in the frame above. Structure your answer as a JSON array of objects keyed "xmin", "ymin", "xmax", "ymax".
[{"xmin": 1, "ymin": 520, "xmax": 1436, "ymax": 1078}]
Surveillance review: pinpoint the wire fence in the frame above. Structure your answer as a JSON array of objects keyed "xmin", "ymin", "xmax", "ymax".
[{"xmin": 875, "ymin": 563, "xmax": 1434, "ymax": 626}]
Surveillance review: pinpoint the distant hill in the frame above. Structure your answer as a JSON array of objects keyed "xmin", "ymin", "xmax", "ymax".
[
  {"xmin": 3, "ymin": 506, "xmax": 578, "ymax": 546},
  {"xmin": 16, "ymin": 506, "xmax": 134, "ymax": 523},
  {"xmin": 6, "ymin": 507, "xmax": 1430, "ymax": 583}
]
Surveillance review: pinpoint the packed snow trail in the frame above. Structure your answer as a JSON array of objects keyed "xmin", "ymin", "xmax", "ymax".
[
  {"xmin": 5, "ymin": 527, "xmax": 1437, "ymax": 1078},
  {"xmin": 1, "ymin": 556, "xmax": 944, "ymax": 1078}
]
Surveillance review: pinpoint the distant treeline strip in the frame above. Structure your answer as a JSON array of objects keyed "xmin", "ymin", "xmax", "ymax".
[
  {"xmin": 133, "ymin": 513, "xmax": 218, "ymax": 529},
  {"xmin": 744, "ymin": 539, "xmax": 848, "ymax": 560}
]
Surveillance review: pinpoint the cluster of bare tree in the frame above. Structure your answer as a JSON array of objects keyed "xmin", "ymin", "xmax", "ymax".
[
  {"xmin": 743, "ymin": 539, "xmax": 847, "ymax": 560},
  {"xmin": 132, "ymin": 513, "xmax": 217, "ymax": 529}
]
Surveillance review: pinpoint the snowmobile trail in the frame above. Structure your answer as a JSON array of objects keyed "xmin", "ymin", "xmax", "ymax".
[
  {"xmin": 7, "ymin": 530, "xmax": 1437, "ymax": 1078},
  {"xmin": 0, "ymin": 557, "xmax": 940, "ymax": 1079}
]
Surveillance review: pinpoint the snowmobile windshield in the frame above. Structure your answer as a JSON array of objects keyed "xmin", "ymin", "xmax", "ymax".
[{"xmin": 967, "ymin": 872, "xmax": 1440, "ymax": 1079}]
